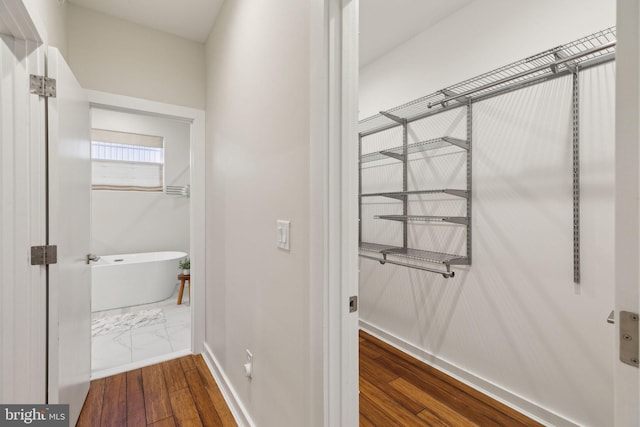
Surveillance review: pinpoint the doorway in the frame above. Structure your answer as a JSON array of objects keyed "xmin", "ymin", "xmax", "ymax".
[
  {"xmin": 357, "ymin": 1, "xmax": 618, "ymax": 426},
  {"xmin": 89, "ymin": 107, "xmax": 192, "ymax": 377},
  {"xmin": 85, "ymin": 91, "xmax": 206, "ymax": 379}
]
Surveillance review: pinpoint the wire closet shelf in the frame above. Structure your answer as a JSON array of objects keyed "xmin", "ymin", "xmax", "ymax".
[
  {"xmin": 358, "ymin": 27, "xmax": 616, "ymax": 279},
  {"xmin": 358, "ymin": 27, "xmax": 616, "ymax": 137}
]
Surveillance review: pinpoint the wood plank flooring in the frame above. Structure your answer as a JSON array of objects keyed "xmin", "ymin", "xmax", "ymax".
[
  {"xmin": 359, "ymin": 330, "xmax": 544, "ymax": 427},
  {"xmin": 81, "ymin": 334, "xmax": 542, "ymax": 427},
  {"xmin": 77, "ymin": 355, "xmax": 237, "ymax": 427}
]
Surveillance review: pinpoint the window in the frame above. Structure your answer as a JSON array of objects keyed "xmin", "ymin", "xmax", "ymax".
[{"xmin": 91, "ymin": 129, "xmax": 164, "ymax": 191}]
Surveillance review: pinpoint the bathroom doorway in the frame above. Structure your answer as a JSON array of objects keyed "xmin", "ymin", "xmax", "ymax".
[{"xmin": 86, "ymin": 93, "xmax": 205, "ymax": 379}]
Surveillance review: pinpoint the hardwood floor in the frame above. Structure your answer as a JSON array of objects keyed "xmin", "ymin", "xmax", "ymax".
[
  {"xmin": 80, "ymin": 334, "xmax": 542, "ymax": 427},
  {"xmin": 77, "ymin": 354, "xmax": 236, "ymax": 427},
  {"xmin": 359, "ymin": 330, "xmax": 543, "ymax": 427}
]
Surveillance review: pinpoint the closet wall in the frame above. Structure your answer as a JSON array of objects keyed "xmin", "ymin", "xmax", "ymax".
[{"xmin": 359, "ymin": 1, "xmax": 615, "ymax": 426}]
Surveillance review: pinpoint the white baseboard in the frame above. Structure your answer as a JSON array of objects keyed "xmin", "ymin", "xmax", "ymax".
[
  {"xmin": 201, "ymin": 342, "xmax": 255, "ymax": 427},
  {"xmin": 359, "ymin": 320, "xmax": 579, "ymax": 427}
]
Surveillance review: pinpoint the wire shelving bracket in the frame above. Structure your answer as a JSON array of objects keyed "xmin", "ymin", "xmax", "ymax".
[{"xmin": 358, "ymin": 27, "xmax": 616, "ymax": 282}]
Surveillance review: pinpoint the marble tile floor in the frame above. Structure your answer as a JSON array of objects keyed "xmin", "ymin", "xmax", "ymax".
[{"xmin": 91, "ymin": 284, "xmax": 191, "ymax": 379}]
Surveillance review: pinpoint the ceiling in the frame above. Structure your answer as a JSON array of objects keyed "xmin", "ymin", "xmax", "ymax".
[
  {"xmin": 68, "ymin": 0, "xmax": 475, "ymax": 64},
  {"xmin": 360, "ymin": 0, "xmax": 476, "ymax": 66},
  {"xmin": 68, "ymin": 0, "xmax": 224, "ymax": 43}
]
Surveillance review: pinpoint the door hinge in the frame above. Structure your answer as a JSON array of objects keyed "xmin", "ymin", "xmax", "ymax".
[
  {"xmin": 30, "ymin": 74, "xmax": 56, "ymax": 98},
  {"xmin": 620, "ymin": 311, "xmax": 639, "ymax": 368},
  {"xmin": 349, "ymin": 296, "xmax": 358, "ymax": 313},
  {"xmin": 30, "ymin": 245, "xmax": 58, "ymax": 265}
]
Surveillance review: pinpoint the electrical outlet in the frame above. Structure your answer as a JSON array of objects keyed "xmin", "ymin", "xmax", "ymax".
[{"xmin": 244, "ymin": 349, "xmax": 253, "ymax": 379}]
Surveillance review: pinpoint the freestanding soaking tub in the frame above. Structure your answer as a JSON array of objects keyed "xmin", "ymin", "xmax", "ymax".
[{"xmin": 91, "ymin": 251, "xmax": 187, "ymax": 312}]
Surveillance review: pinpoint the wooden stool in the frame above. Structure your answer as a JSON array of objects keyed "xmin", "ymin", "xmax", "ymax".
[{"xmin": 177, "ymin": 274, "xmax": 191, "ymax": 305}]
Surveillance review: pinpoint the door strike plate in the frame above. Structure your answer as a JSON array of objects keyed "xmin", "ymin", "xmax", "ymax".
[
  {"xmin": 620, "ymin": 311, "xmax": 639, "ymax": 368},
  {"xmin": 349, "ymin": 296, "xmax": 358, "ymax": 313}
]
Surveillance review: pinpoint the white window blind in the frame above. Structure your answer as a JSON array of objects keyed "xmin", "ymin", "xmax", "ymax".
[{"xmin": 91, "ymin": 129, "xmax": 164, "ymax": 191}]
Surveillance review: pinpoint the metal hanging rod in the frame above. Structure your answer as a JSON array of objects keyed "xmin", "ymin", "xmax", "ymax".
[
  {"xmin": 358, "ymin": 27, "xmax": 616, "ymax": 280},
  {"xmin": 427, "ymin": 40, "xmax": 616, "ymax": 109},
  {"xmin": 359, "ymin": 254, "xmax": 455, "ymax": 279},
  {"xmin": 358, "ymin": 27, "xmax": 617, "ymax": 136},
  {"xmin": 468, "ymin": 52, "xmax": 615, "ymax": 105}
]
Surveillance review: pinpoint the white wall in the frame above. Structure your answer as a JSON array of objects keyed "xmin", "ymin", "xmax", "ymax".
[
  {"xmin": 90, "ymin": 108, "xmax": 190, "ymax": 256},
  {"xmin": 14, "ymin": 3, "xmax": 206, "ymax": 110},
  {"xmin": 204, "ymin": 1, "xmax": 313, "ymax": 425},
  {"xmin": 359, "ymin": 1, "xmax": 616, "ymax": 426},
  {"xmin": 360, "ymin": 0, "xmax": 615, "ymax": 118},
  {"xmin": 67, "ymin": 4, "xmax": 205, "ymax": 110}
]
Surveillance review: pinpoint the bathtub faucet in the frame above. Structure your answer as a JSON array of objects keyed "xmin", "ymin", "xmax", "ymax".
[{"xmin": 86, "ymin": 253, "xmax": 100, "ymax": 264}]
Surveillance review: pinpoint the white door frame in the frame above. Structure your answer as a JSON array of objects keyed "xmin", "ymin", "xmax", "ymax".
[
  {"xmin": 328, "ymin": 0, "xmax": 640, "ymax": 425},
  {"xmin": 86, "ymin": 90, "xmax": 206, "ymax": 356},
  {"xmin": 0, "ymin": 0, "xmax": 40, "ymax": 42},
  {"xmin": 0, "ymin": 0, "xmax": 46, "ymax": 404},
  {"xmin": 614, "ymin": 0, "xmax": 640, "ymax": 424},
  {"xmin": 309, "ymin": 0, "xmax": 360, "ymax": 425}
]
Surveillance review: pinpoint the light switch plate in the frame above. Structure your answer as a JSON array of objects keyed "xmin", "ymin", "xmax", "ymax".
[{"xmin": 277, "ymin": 220, "xmax": 290, "ymax": 250}]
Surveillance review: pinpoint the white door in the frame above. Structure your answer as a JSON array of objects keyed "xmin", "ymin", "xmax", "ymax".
[
  {"xmin": 0, "ymin": 33, "xmax": 47, "ymax": 404},
  {"xmin": 46, "ymin": 47, "xmax": 92, "ymax": 425}
]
